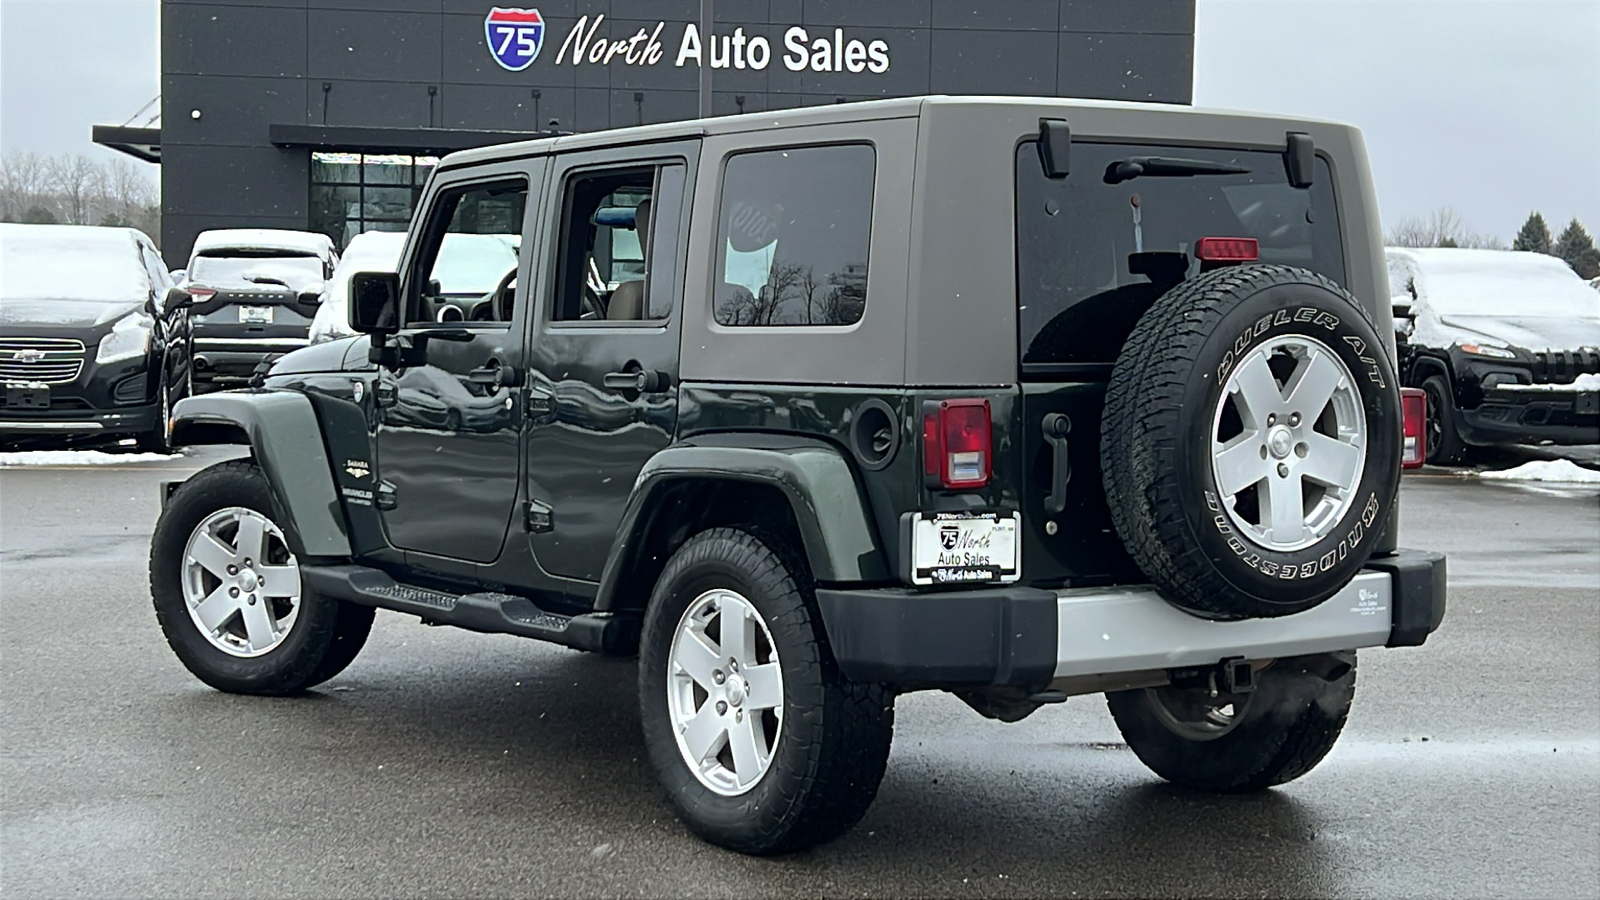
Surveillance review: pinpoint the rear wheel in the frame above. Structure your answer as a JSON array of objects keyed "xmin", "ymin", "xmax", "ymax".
[
  {"xmin": 1421, "ymin": 374, "xmax": 1467, "ymax": 465},
  {"xmin": 150, "ymin": 460, "xmax": 374, "ymax": 694},
  {"xmin": 1107, "ymin": 652, "xmax": 1357, "ymax": 792},
  {"xmin": 638, "ymin": 527, "xmax": 894, "ymax": 855}
]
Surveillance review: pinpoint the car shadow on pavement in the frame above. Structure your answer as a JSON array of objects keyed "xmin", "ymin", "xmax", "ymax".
[{"xmin": 156, "ymin": 647, "xmax": 1339, "ymax": 894}]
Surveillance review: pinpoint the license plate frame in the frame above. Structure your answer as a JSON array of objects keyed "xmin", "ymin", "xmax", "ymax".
[
  {"xmin": 909, "ymin": 510, "xmax": 1021, "ymax": 586},
  {"xmin": 239, "ymin": 305, "xmax": 274, "ymax": 324},
  {"xmin": 4, "ymin": 384, "xmax": 50, "ymax": 409}
]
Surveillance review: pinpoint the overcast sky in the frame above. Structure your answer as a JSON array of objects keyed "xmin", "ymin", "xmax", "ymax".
[{"xmin": 2, "ymin": 0, "xmax": 1596, "ymax": 240}]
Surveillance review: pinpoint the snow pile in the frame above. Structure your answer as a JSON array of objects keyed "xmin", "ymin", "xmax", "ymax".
[
  {"xmin": 0, "ymin": 223, "xmax": 153, "ymax": 304},
  {"xmin": 0, "ymin": 449, "xmax": 181, "ymax": 467},
  {"xmin": 1478, "ymin": 459, "xmax": 1600, "ymax": 484}
]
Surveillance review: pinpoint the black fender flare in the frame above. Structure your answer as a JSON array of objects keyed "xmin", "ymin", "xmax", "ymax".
[
  {"xmin": 169, "ymin": 391, "xmax": 350, "ymax": 558},
  {"xmin": 594, "ymin": 433, "xmax": 889, "ymax": 612}
]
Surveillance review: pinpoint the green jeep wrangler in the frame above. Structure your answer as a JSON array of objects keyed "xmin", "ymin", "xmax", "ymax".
[{"xmin": 150, "ymin": 96, "xmax": 1446, "ymax": 855}]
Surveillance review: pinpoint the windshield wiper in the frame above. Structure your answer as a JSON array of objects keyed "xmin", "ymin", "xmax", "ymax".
[{"xmin": 1104, "ymin": 156, "xmax": 1250, "ymax": 184}]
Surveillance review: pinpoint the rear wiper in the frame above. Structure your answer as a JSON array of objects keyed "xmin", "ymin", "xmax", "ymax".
[{"xmin": 1104, "ymin": 156, "xmax": 1250, "ymax": 184}]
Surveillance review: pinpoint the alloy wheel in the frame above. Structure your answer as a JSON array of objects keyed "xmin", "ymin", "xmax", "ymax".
[
  {"xmin": 666, "ymin": 588, "xmax": 784, "ymax": 796},
  {"xmin": 181, "ymin": 506, "xmax": 302, "ymax": 657},
  {"xmin": 1209, "ymin": 334, "xmax": 1368, "ymax": 552}
]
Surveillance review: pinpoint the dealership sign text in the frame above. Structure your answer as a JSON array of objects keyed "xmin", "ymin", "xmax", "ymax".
[{"xmin": 522, "ymin": 13, "xmax": 891, "ymax": 73}]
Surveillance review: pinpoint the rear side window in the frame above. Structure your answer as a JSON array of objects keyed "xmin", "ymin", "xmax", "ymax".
[
  {"xmin": 1015, "ymin": 142, "xmax": 1345, "ymax": 368},
  {"xmin": 713, "ymin": 144, "xmax": 874, "ymax": 327}
]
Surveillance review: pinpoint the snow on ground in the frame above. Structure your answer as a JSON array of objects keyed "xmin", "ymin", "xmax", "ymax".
[
  {"xmin": 1478, "ymin": 459, "xmax": 1600, "ymax": 484},
  {"xmin": 0, "ymin": 449, "xmax": 182, "ymax": 467}
]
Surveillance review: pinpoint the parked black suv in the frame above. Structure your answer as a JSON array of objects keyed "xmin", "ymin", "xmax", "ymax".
[
  {"xmin": 182, "ymin": 229, "xmax": 335, "ymax": 390},
  {"xmin": 1388, "ymin": 247, "xmax": 1600, "ymax": 463},
  {"xmin": 150, "ymin": 98, "xmax": 1447, "ymax": 855},
  {"xmin": 1, "ymin": 223, "xmax": 189, "ymax": 451}
]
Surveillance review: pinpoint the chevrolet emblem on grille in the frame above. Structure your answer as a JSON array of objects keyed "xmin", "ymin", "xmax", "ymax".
[{"xmin": 12, "ymin": 349, "xmax": 46, "ymax": 363}]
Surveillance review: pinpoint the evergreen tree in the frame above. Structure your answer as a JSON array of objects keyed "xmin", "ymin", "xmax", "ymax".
[
  {"xmin": 21, "ymin": 205, "xmax": 57, "ymax": 224},
  {"xmin": 1512, "ymin": 211, "xmax": 1554, "ymax": 254},
  {"xmin": 1553, "ymin": 219, "xmax": 1600, "ymax": 280}
]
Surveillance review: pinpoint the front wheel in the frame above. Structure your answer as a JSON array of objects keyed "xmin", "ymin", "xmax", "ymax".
[
  {"xmin": 135, "ymin": 374, "xmax": 172, "ymax": 454},
  {"xmin": 638, "ymin": 527, "xmax": 894, "ymax": 855},
  {"xmin": 1106, "ymin": 651, "xmax": 1357, "ymax": 792},
  {"xmin": 150, "ymin": 460, "xmax": 374, "ymax": 694},
  {"xmin": 1421, "ymin": 374, "xmax": 1467, "ymax": 465}
]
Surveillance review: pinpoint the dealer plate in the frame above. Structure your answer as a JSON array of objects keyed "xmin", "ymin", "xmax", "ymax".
[
  {"xmin": 5, "ymin": 384, "xmax": 50, "ymax": 409},
  {"xmin": 239, "ymin": 305, "xmax": 274, "ymax": 324},
  {"xmin": 911, "ymin": 511, "xmax": 1021, "ymax": 586}
]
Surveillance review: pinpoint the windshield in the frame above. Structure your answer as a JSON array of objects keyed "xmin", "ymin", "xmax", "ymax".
[
  {"xmin": 1015, "ymin": 141, "xmax": 1345, "ymax": 367},
  {"xmin": 1413, "ymin": 253, "xmax": 1598, "ymax": 320},
  {"xmin": 0, "ymin": 225, "xmax": 150, "ymax": 304},
  {"xmin": 190, "ymin": 253, "xmax": 324, "ymax": 288}
]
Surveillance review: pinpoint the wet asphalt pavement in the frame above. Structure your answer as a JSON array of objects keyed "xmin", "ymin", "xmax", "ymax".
[{"xmin": 1, "ymin": 448, "xmax": 1597, "ymax": 898}]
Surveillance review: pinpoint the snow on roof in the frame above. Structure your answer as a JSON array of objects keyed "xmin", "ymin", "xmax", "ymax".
[
  {"xmin": 190, "ymin": 228, "xmax": 335, "ymax": 259},
  {"xmin": 1386, "ymin": 248, "xmax": 1597, "ymax": 319},
  {"xmin": 0, "ymin": 223, "xmax": 153, "ymax": 304}
]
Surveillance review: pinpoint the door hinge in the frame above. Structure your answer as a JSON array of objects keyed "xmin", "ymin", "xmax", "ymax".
[
  {"xmin": 525, "ymin": 499, "xmax": 554, "ymax": 533},
  {"xmin": 376, "ymin": 479, "xmax": 398, "ymax": 510}
]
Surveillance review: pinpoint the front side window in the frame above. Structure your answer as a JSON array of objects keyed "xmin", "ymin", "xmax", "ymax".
[
  {"xmin": 1015, "ymin": 141, "xmax": 1345, "ymax": 368},
  {"xmin": 713, "ymin": 144, "xmax": 874, "ymax": 327},
  {"xmin": 405, "ymin": 179, "xmax": 527, "ymax": 327}
]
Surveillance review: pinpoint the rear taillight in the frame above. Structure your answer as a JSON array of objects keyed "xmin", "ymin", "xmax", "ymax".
[
  {"xmin": 188, "ymin": 286, "xmax": 216, "ymax": 300},
  {"xmin": 922, "ymin": 398, "xmax": 992, "ymax": 489},
  {"xmin": 1194, "ymin": 237, "xmax": 1260, "ymax": 262},
  {"xmin": 1400, "ymin": 387, "xmax": 1426, "ymax": 469}
]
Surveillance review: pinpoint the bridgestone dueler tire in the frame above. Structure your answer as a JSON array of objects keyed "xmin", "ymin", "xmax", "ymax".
[
  {"xmin": 1102, "ymin": 265, "xmax": 1400, "ymax": 619},
  {"xmin": 1106, "ymin": 651, "xmax": 1357, "ymax": 792},
  {"xmin": 150, "ymin": 460, "xmax": 374, "ymax": 695},
  {"xmin": 638, "ymin": 528, "xmax": 895, "ymax": 855}
]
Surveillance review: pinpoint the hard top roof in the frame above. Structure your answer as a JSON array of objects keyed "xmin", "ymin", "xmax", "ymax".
[
  {"xmin": 190, "ymin": 228, "xmax": 335, "ymax": 258},
  {"xmin": 439, "ymin": 95, "xmax": 1357, "ymax": 170}
]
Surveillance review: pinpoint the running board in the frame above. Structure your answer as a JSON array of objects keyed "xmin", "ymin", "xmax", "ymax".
[{"xmin": 300, "ymin": 564, "xmax": 636, "ymax": 654}]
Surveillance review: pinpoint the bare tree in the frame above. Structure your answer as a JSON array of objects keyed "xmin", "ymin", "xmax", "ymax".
[
  {"xmin": 0, "ymin": 150, "xmax": 51, "ymax": 222},
  {"xmin": 103, "ymin": 157, "xmax": 155, "ymax": 224},
  {"xmin": 1386, "ymin": 206, "xmax": 1505, "ymax": 250},
  {"xmin": 47, "ymin": 154, "xmax": 104, "ymax": 225}
]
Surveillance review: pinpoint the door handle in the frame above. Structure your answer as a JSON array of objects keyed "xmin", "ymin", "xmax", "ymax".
[
  {"xmin": 603, "ymin": 367, "xmax": 670, "ymax": 393},
  {"xmin": 468, "ymin": 359, "xmax": 523, "ymax": 388},
  {"xmin": 1042, "ymin": 413, "xmax": 1072, "ymax": 516}
]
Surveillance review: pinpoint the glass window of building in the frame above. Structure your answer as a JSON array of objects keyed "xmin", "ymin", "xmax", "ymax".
[{"xmin": 310, "ymin": 152, "xmax": 439, "ymax": 250}]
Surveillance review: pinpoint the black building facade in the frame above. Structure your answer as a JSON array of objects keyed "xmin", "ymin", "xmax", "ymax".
[{"xmin": 134, "ymin": 0, "xmax": 1195, "ymax": 265}]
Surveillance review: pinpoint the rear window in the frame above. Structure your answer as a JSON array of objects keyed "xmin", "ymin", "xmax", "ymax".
[
  {"xmin": 1016, "ymin": 142, "xmax": 1345, "ymax": 369},
  {"xmin": 190, "ymin": 252, "xmax": 326, "ymax": 289},
  {"xmin": 713, "ymin": 144, "xmax": 874, "ymax": 327}
]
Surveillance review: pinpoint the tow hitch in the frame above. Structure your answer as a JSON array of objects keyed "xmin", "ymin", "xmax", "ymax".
[{"xmin": 1169, "ymin": 658, "xmax": 1257, "ymax": 696}]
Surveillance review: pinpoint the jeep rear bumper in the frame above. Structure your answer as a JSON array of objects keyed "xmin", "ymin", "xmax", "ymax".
[{"xmin": 815, "ymin": 548, "xmax": 1446, "ymax": 693}]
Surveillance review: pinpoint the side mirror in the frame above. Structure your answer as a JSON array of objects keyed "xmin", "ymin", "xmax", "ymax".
[
  {"xmin": 162, "ymin": 285, "xmax": 193, "ymax": 314},
  {"xmin": 351, "ymin": 271, "xmax": 400, "ymax": 336},
  {"xmin": 1391, "ymin": 295, "xmax": 1413, "ymax": 319}
]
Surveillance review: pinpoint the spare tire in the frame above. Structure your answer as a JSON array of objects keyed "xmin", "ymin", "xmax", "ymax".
[{"xmin": 1101, "ymin": 265, "xmax": 1399, "ymax": 619}]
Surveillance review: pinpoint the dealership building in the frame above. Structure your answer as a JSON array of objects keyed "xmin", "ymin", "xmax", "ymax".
[{"xmin": 93, "ymin": 0, "xmax": 1196, "ymax": 266}]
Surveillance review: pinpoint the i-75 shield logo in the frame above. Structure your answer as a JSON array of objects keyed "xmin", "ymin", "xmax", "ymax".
[{"xmin": 485, "ymin": 7, "xmax": 544, "ymax": 71}]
